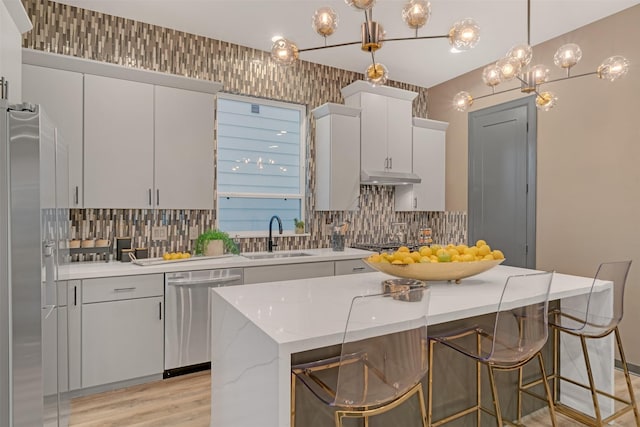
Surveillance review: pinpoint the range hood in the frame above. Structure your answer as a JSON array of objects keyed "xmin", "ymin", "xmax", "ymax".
[{"xmin": 360, "ymin": 170, "xmax": 421, "ymax": 185}]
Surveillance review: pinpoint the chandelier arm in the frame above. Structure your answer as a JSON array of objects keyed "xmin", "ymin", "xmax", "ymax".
[
  {"xmin": 543, "ymin": 71, "xmax": 597, "ymax": 84},
  {"xmin": 298, "ymin": 40, "xmax": 363, "ymax": 52},
  {"xmin": 298, "ymin": 35, "xmax": 449, "ymax": 53},
  {"xmin": 384, "ymin": 34, "xmax": 448, "ymax": 42}
]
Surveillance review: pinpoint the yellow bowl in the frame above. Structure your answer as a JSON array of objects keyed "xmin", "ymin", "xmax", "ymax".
[{"xmin": 363, "ymin": 258, "xmax": 505, "ymax": 283}]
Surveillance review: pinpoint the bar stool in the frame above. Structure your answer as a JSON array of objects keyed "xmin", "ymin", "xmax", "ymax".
[
  {"xmin": 428, "ymin": 272, "xmax": 557, "ymax": 427},
  {"xmin": 545, "ymin": 260, "xmax": 639, "ymax": 426},
  {"xmin": 291, "ymin": 285, "xmax": 430, "ymax": 427}
]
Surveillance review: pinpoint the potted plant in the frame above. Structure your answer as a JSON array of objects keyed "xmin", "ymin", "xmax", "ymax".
[
  {"xmin": 294, "ymin": 218, "xmax": 305, "ymax": 234},
  {"xmin": 194, "ymin": 229, "xmax": 239, "ymax": 256}
]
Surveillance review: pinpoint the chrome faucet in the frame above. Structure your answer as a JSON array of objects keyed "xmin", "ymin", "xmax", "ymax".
[{"xmin": 268, "ymin": 215, "xmax": 283, "ymax": 252}]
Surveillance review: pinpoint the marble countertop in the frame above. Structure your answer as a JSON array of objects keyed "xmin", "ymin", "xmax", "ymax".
[
  {"xmin": 59, "ymin": 247, "xmax": 374, "ymax": 280},
  {"xmin": 212, "ymin": 265, "xmax": 604, "ymax": 354}
]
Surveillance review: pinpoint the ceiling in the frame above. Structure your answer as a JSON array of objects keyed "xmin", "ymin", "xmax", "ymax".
[{"xmin": 53, "ymin": 0, "xmax": 640, "ymax": 88}]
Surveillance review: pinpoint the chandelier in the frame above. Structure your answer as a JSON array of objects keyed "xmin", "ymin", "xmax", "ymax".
[
  {"xmin": 452, "ymin": 0, "xmax": 630, "ymax": 112},
  {"xmin": 270, "ymin": 0, "xmax": 480, "ymax": 86}
]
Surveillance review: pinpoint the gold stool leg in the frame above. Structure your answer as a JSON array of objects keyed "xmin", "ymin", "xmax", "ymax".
[
  {"xmin": 291, "ymin": 373, "xmax": 296, "ymax": 427},
  {"xmin": 477, "ymin": 333, "xmax": 482, "ymax": 427},
  {"xmin": 517, "ymin": 366, "xmax": 524, "ymax": 424},
  {"xmin": 552, "ymin": 320, "xmax": 560, "ymax": 403},
  {"xmin": 417, "ymin": 382, "xmax": 429, "ymax": 427},
  {"xmin": 537, "ymin": 352, "xmax": 558, "ymax": 427},
  {"xmin": 428, "ymin": 339, "xmax": 435, "ymax": 426},
  {"xmin": 580, "ymin": 335, "xmax": 603, "ymax": 424},
  {"xmin": 614, "ymin": 327, "xmax": 640, "ymax": 426},
  {"xmin": 487, "ymin": 365, "xmax": 503, "ymax": 427}
]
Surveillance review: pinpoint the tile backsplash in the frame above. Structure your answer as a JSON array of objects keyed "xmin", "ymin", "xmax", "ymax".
[{"xmin": 23, "ymin": 0, "xmax": 467, "ymax": 259}]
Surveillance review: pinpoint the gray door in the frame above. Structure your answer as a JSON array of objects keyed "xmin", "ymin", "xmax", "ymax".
[{"xmin": 468, "ymin": 97, "xmax": 536, "ymax": 268}]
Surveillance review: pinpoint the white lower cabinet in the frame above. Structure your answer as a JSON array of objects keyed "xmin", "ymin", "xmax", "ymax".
[
  {"xmin": 334, "ymin": 259, "xmax": 374, "ymax": 276},
  {"xmin": 244, "ymin": 261, "xmax": 335, "ymax": 285},
  {"xmin": 81, "ymin": 275, "xmax": 163, "ymax": 388}
]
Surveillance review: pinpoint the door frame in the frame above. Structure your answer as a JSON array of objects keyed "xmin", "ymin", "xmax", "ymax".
[{"xmin": 468, "ymin": 96, "xmax": 537, "ymax": 268}]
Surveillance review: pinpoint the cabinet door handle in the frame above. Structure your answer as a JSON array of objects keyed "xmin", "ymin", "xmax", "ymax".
[
  {"xmin": 384, "ymin": 157, "xmax": 388, "ymax": 169},
  {"xmin": 74, "ymin": 186, "xmax": 79, "ymax": 205},
  {"xmin": 352, "ymin": 267, "xmax": 366, "ymax": 271},
  {"xmin": 159, "ymin": 301, "xmax": 162, "ymax": 320},
  {"xmin": 414, "ymin": 197, "xmax": 417, "ymax": 209},
  {"xmin": 113, "ymin": 287, "xmax": 136, "ymax": 292},
  {"xmin": 73, "ymin": 285, "xmax": 77, "ymax": 306},
  {"xmin": 148, "ymin": 188, "xmax": 152, "ymax": 206},
  {"xmin": 156, "ymin": 189, "xmax": 160, "ymax": 206},
  {"xmin": 389, "ymin": 157, "xmax": 393, "ymax": 169}
]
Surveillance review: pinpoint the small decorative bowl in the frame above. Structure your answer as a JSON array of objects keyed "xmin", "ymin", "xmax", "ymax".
[
  {"xmin": 364, "ymin": 258, "xmax": 505, "ymax": 284},
  {"xmin": 382, "ymin": 278, "xmax": 426, "ymax": 302}
]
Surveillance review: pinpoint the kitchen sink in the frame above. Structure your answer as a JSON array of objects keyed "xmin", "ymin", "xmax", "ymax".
[{"xmin": 241, "ymin": 252, "xmax": 313, "ymax": 260}]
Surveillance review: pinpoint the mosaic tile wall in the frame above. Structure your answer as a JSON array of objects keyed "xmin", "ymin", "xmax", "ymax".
[{"xmin": 22, "ymin": 0, "xmax": 467, "ymax": 259}]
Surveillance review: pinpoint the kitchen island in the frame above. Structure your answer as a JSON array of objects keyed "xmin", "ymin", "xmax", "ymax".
[{"xmin": 210, "ymin": 265, "xmax": 614, "ymax": 427}]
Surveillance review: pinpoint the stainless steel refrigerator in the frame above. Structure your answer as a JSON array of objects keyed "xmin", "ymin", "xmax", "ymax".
[{"xmin": 0, "ymin": 100, "xmax": 69, "ymax": 427}]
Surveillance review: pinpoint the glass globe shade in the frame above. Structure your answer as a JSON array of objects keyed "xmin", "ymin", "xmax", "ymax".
[
  {"xmin": 496, "ymin": 57, "xmax": 522, "ymax": 81},
  {"xmin": 529, "ymin": 64, "xmax": 550, "ymax": 85},
  {"xmin": 345, "ymin": 0, "xmax": 376, "ymax": 11},
  {"xmin": 448, "ymin": 19, "xmax": 480, "ymax": 51},
  {"xmin": 482, "ymin": 64, "xmax": 502, "ymax": 87},
  {"xmin": 452, "ymin": 91, "xmax": 473, "ymax": 112},
  {"xmin": 366, "ymin": 63, "xmax": 389, "ymax": 86},
  {"xmin": 402, "ymin": 0, "xmax": 431, "ymax": 30},
  {"xmin": 536, "ymin": 91, "xmax": 557, "ymax": 111},
  {"xmin": 312, "ymin": 7, "xmax": 339, "ymax": 37},
  {"xmin": 553, "ymin": 43, "xmax": 582, "ymax": 69},
  {"xmin": 270, "ymin": 38, "xmax": 299, "ymax": 66},
  {"xmin": 507, "ymin": 44, "xmax": 533, "ymax": 67},
  {"xmin": 597, "ymin": 56, "xmax": 630, "ymax": 82}
]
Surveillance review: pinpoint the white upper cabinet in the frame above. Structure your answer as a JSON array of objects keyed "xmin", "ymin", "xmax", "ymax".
[
  {"xmin": 84, "ymin": 74, "xmax": 155, "ymax": 208},
  {"xmin": 395, "ymin": 118, "xmax": 448, "ymax": 212},
  {"xmin": 154, "ymin": 86, "xmax": 214, "ymax": 209},
  {"xmin": 0, "ymin": 0, "xmax": 30, "ymax": 103},
  {"xmin": 23, "ymin": 65, "xmax": 84, "ymax": 207},
  {"xmin": 312, "ymin": 103, "xmax": 361, "ymax": 211},
  {"xmin": 342, "ymin": 81, "xmax": 416, "ymax": 179}
]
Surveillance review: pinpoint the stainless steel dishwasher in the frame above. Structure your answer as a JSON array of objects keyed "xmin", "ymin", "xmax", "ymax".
[{"xmin": 164, "ymin": 268, "xmax": 243, "ymax": 377}]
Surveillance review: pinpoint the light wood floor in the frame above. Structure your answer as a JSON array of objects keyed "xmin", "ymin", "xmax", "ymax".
[{"xmin": 69, "ymin": 369, "xmax": 640, "ymax": 426}]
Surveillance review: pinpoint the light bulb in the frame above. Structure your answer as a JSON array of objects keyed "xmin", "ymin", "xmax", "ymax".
[
  {"xmin": 345, "ymin": 0, "xmax": 376, "ymax": 11},
  {"xmin": 536, "ymin": 92, "xmax": 557, "ymax": 111},
  {"xmin": 452, "ymin": 91, "xmax": 473, "ymax": 112},
  {"xmin": 482, "ymin": 64, "xmax": 502, "ymax": 87},
  {"xmin": 270, "ymin": 38, "xmax": 299, "ymax": 66},
  {"xmin": 507, "ymin": 44, "xmax": 533, "ymax": 67},
  {"xmin": 448, "ymin": 18, "xmax": 480, "ymax": 51},
  {"xmin": 402, "ymin": 0, "xmax": 431, "ymax": 30},
  {"xmin": 312, "ymin": 7, "xmax": 339, "ymax": 37},
  {"xmin": 366, "ymin": 63, "xmax": 388, "ymax": 86},
  {"xmin": 597, "ymin": 56, "xmax": 630, "ymax": 82},
  {"xmin": 553, "ymin": 43, "xmax": 582, "ymax": 69},
  {"xmin": 496, "ymin": 57, "xmax": 521, "ymax": 81},
  {"xmin": 530, "ymin": 64, "xmax": 550, "ymax": 85}
]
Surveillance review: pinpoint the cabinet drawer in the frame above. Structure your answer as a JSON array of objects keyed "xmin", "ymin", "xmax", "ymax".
[
  {"xmin": 82, "ymin": 274, "xmax": 163, "ymax": 303},
  {"xmin": 334, "ymin": 259, "xmax": 374, "ymax": 276}
]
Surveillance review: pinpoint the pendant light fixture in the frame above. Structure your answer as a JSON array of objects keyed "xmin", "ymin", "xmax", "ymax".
[
  {"xmin": 453, "ymin": 0, "xmax": 630, "ymax": 112},
  {"xmin": 271, "ymin": 0, "xmax": 480, "ymax": 86}
]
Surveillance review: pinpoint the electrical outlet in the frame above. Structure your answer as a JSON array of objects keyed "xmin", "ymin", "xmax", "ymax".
[
  {"xmin": 189, "ymin": 226, "xmax": 200, "ymax": 240},
  {"xmin": 152, "ymin": 226, "xmax": 167, "ymax": 241}
]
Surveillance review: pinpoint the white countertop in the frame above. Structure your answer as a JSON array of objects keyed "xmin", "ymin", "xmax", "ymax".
[{"xmin": 59, "ymin": 247, "xmax": 373, "ymax": 280}]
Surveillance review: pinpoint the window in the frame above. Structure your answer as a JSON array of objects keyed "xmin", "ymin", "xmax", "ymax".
[{"xmin": 216, "ymin": 94, "xmax": 306, "ymax": 234}]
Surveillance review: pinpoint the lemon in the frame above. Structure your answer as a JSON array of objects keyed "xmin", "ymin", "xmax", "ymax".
[
  {"xmin": 419, "ymin": 256, "xmax": 431, "ymax": 263},
  {"xmin": 397, "ymin": 246, "xmax": 410, "ymax": 253},
  {"xmin": 437, "ymin": 252, "xmax": 452, "ymax": 263},
  {"xmin": 368, "ymin": 254, "xmax": 382, "ymax": 263},
  {"xmin": 430, "ymin": 244, "xmax": 442, "ymax": 253},
  {"xmin": 391, "ymin": 260, "xmax": 404, "ymax": 265},
  {"xmin": 410, "ymin": 251, "xmax": 421, "ymax": 261},
  {"xmin": 403, "ymin": 257, "xmax": 415, "ymax": 264},
  {"xmin": 478, "ymin": 245, "xmax": 491, "ymax": 256},
  {"xmin": 436, "ymin": 248, "xmax": 446, "ymax": 256},
  {"xmin": 170, "ymin": 253, "xmax": 181, "ymax": 260},
  {"xmin": 181, "ymin": 252, "xmax": 191, "ymax": 259},
  {"xmin": 492, "ymin": 250, "xmax": 505, "ymax": 259},
  {"xmin": 476, "ymin": 239, "xmax": 487, "ymax": 248},
  {"xmin": 162, "ymin": 252, "xmax": 171, "ymax": 261},
  {"xmin": 419, "ymin": 246, "xmax": 432, "ymax": 257},
  {"xmin": 452, "ymin": 254, "xmax": 461, "ymax": 262},
  {"xmin": 447, "ymin": 248, "xmax": 459, "ymax": 256},
  {"xmin": 461, "ymin": 254, "xmax": 474, "ymax": 262},
  {"xmin": 456, "ymin": 244, "xmax": 468, "ymax": 254},
  {"xmin": 483, "ymin": 254, "xmax": 494, "ymax": 261}
]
